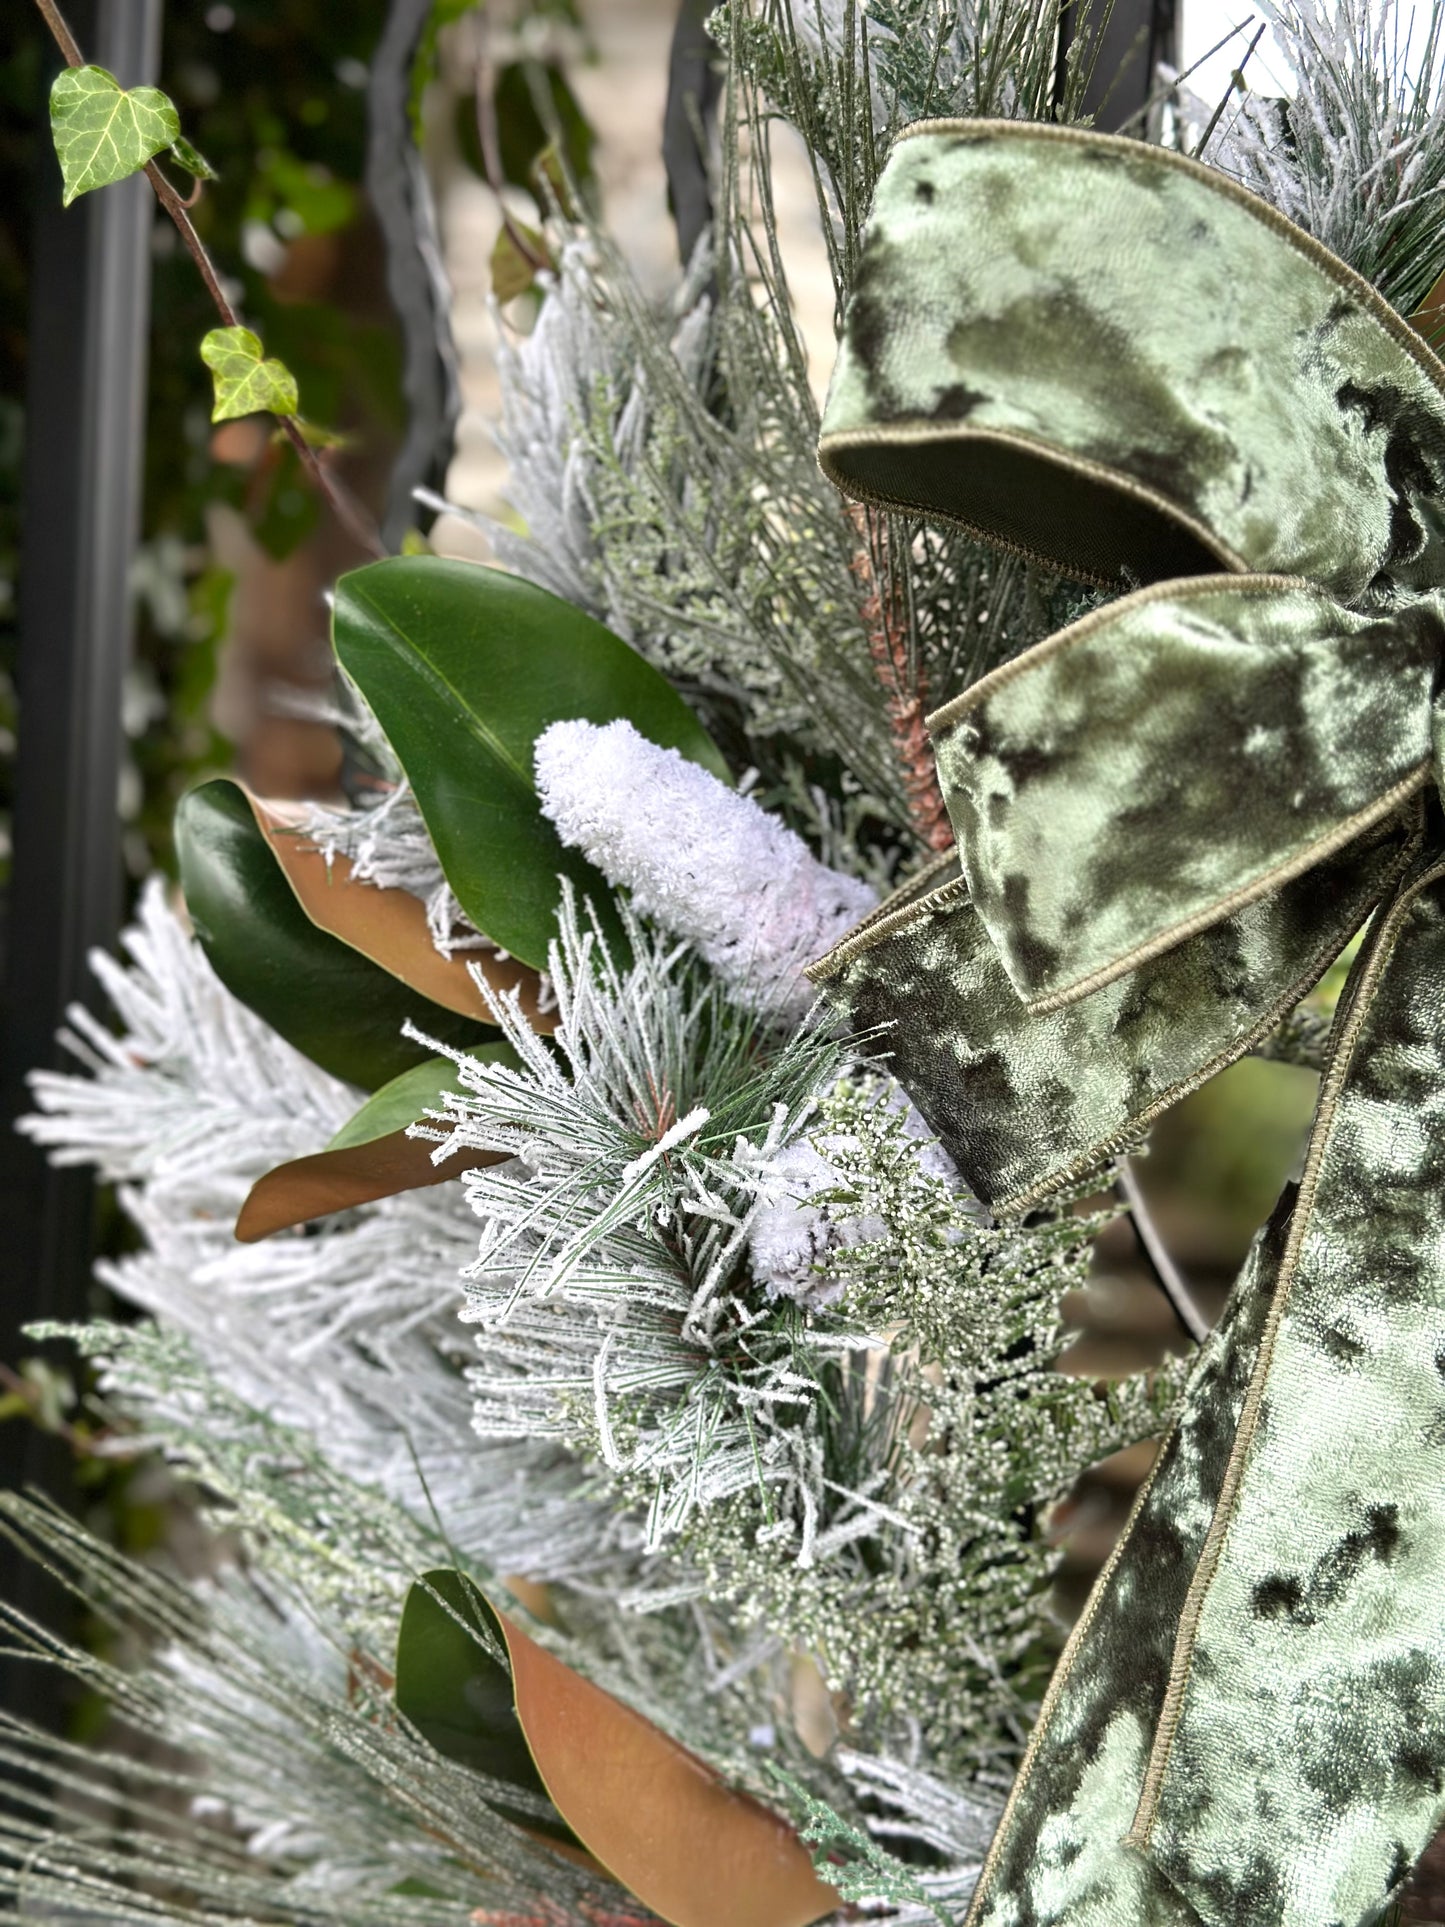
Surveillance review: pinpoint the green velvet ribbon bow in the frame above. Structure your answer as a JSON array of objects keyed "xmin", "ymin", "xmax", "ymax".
[{"xmin": 808, "ymin": 121, "xmax": 1445, "ymax": 1927}]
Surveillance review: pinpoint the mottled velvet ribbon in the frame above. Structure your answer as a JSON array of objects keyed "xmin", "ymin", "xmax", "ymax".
[{"xmin": 807, "ymin": 121, "xmax": 1445, "ymax": 1927}]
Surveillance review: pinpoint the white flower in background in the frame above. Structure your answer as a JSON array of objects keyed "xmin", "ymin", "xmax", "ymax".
[{"xmin": 534, "ymin": 718, "xmax": 876, "ymax": 1026}]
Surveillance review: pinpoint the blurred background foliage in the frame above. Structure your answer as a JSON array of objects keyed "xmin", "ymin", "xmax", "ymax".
[{"xmin": 3, "ymin": 0, "xmax": 402, "ymax": 895}]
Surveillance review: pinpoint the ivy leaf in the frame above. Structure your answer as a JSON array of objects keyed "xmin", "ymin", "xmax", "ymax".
[
  {"xmin": 50, "ymin": 66, "xmax": 179, "ymax": 207},
  {"xmin": 200, "ymin": 325, "xmax": 300, "ymax": 424},
  {"xmin": 332, "ymin": 557, "xmax": 729, "ymax": 971},
  {"xmin": 168, "ymin": 134, "xmax": 218, "ymax": 182}
]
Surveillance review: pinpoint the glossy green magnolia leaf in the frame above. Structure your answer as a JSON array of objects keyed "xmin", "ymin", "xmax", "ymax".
[
  {"xmin": 332, "ymin": 557, "xmax": 729, "ymax": 970},
  {"xmin": 394, "ymin": 1569, "xmax": 571, "ymax": 1840},
  {"xmin": 200, "ymin": 326, "xmax": 299, "ymax": 424},
  {"xmin": 175, "ymin": 779, "xmax": 490, "ymax": 1091},
  {"xmin": 235, "ymin": 1049, "xmax": 518, "ymax": 1242},
  {"xmin": 50, "ymin": 66, "xmax": 179, "ymax": 206},
  {"xmin": 327, "ymin": 1048, "xmax": 514, "ymax": 1151},
  {"xmin": 169, "ymin": 134, "xmax": 218, "ymax": 181}
]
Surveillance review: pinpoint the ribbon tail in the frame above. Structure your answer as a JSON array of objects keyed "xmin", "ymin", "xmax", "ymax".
[
  {"xmin": 964, "ymin": 845, "xmax": 1445, "ymax": 1927},
  {"xmin": 962, "ymin": 1195, "xmax": 1285, "ymax": 1927}
]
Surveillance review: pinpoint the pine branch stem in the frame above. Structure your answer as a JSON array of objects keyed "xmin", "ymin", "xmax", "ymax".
[
  {"xmin": 33, "ymin": 0, "xmax": 385, "ymax": 560},
  {"xmin": 849, "ymin": 505, "xmax": 952, "ymax": 850}
]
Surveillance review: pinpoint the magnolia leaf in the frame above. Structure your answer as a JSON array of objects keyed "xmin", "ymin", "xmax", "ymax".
[
  {"xmin": 235, "ymin": 1051, "xmax": 515, "ymax": 1242},
  {"xmin": 169, "ymin": 134, "xmax": 218, "ymax": 181},
  {"xmin": 326, "ymin": 1053, "xmax": 493, "ymax": 1151},
  {"xmin": 236, "ymin": 1131, "xmax": 459, "ymax": 1243},
  {"xmin": 200, "ymin": 325, "xmax": 300, "ymax": 424},
  {"xmin": 499, "ymin": 1612, "xmax": 840, "ymax": 1927},
  {"xmin": 490, "ymin": 221, "xmax": 546, "ymax": 303},
  {"xmin": 394, "ymin": 1570, "xmax": 574, "ymax": 1843},
  {"xmin": 50, "ymin": 66, "xmax": 179, "ymax": 206},
  {"xmin": 1413, "ymin": 268, "xmax": 1445, "ymax": 353},
  {"xmin": 175, "ymin": 779, "xmax": 490, "ymax": 1091},
  {"xmin": 250, "ymin": 796, "xmax": 557, "ymax": 1033},
  {"xmin": 332, "ymin": 557, "xmax": 729, "ymax": 970}
]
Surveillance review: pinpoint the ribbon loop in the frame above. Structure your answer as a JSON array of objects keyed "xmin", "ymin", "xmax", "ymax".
[
  {"xmin": 819, "ymin": 121, "xmax": 1445, "ymax": 601},
  {"xmin": 929, "ymin": 576, "xmax": 1440, "ymax": 1009},
  {"xmin": 807, "ymin": 810, "xmax": 1420, "ymax": 1214}
]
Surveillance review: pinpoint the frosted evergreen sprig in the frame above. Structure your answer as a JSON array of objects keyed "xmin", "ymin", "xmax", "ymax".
[
  {"xmin": 767, "ymin": 1764, "xmax": 956, "ymax": 1925},
  {"xmin": 1188, "ymin": 0, "xmax": 1445, "ymax": 313},
  {"xmin": 417, "ymin": 887, "xmax": 876, "ymax": 1550},
  {"xmin": 0, "ymin": 1495, "xmax": 636, "ymax": 1926},
  {"xmin": 22, "ymin": 875, "xmax": 353, "ymax": 1191},
  {"xmin": 674, "ymin": 1080, "xmax": 1184, "ymax": 1776},
  {"xmin": 18, "ymin": 883, "xmax": 618, "ymax": 1582},
  {"xmin": 722, "ymin": 0, "xmax": 1101, "ymax": 294}
]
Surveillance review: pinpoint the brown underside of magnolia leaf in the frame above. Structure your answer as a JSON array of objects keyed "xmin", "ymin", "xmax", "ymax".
[
  {"xmin": 1411, "ymin": 268, "xmax": 1445, "ymax": 351},
  {"xmin": 236, "ymin": 1131, "xmax": 504, "ymax": 1241},
  {"xmin": 498, "ymin": 1611, "xmax": 839, "ymax": 1927},
  {"xmin": 249, "ymin": 793, "xmax": 558, "ymax": 1033}
]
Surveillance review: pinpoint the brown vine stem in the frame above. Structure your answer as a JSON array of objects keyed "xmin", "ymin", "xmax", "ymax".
[
  {"xmin": 849, "ymin": 503, "xmax": 953, "ymax": 851},
  {"xmin": 843, "ymin": 500, "xmax": 1201, "ymax": 1345},
  {"xmin": 34, "ymin": 0, "xmax": 385, "ymax": 559}
]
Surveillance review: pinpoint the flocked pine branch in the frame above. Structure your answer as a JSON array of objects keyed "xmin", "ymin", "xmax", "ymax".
[
  {"xmin": 418, "ymin": 885, "xmax": 871, "ymax": 1541},
  {"xmin": 720, "ymin": 0, "xmax": 1107, "ymax": 300},
  {"xmin": 531, "ymin": 714, "xmax": 966, "ymax": 1307},
  {"xmin": 37, "ymin": 1320, "xmax": 816, "ymax": 1794},
  {"xmin": 1188, "ymin": 0, "xmax": 1445, "ymax": 313},
  {"xmin": 20, "ymin": 820, "xmax": 1179, "ymax": 1795},
  {"xmin": 19, "ymin": 883, "xmax": 616, "ymax": 1584},
  {"xmin": 678, "ymin": 1080, "xmax": 1185, "ymax": 1778},
  {"xmin": 412, "ymin": 888, "xmax": 1179, "ymax": 1776}
]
